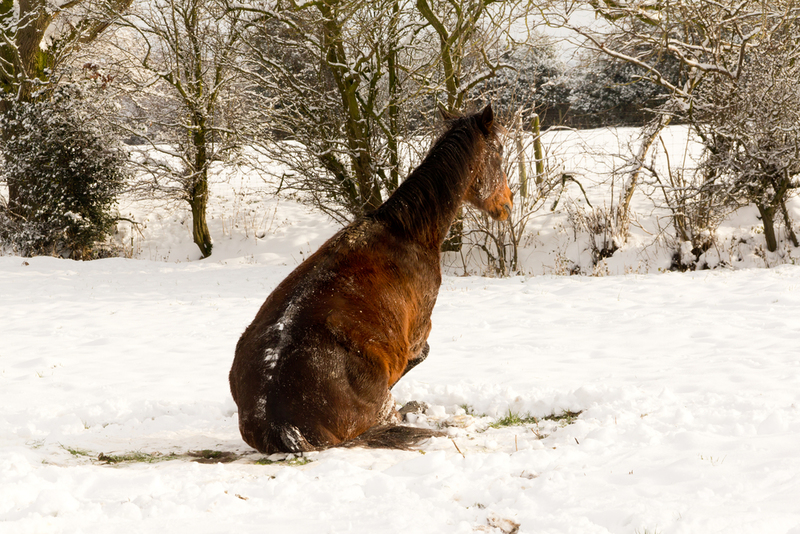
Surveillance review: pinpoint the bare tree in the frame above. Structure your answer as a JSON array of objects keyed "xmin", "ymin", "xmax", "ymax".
[
  {"xmin": 104, "ymin": 0, "xmax": 245, "ymax": 257},
  {"xmin": 693, "ymin": 24, "xmax": 800, "ymax": 252},
  {"xmin": 560, "ymin": 0, "xmax": 800, "ymax": 252},
  {"xmin": 0, "ymin": 0, "xmax": 134, "ymax": 103},
  {"xmin": 235, "ymin": 0, "xmax": 409, "ymax": 222},
  {"xmin": 235, "ymin": 0, "xmax": 544, "ymax": 223},
  {"xmin": 414, "ymin": 0, "xmax": 535, "ymax": 112}
]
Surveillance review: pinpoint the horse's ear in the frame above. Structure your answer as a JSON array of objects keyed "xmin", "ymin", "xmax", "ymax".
[
  {"xmin": 479, "ymin": 104, "xmax": 494, "ymax": 134},
  {"xmin": 438, "ymin": 103, "xmax": 459, "ymax": 122}
]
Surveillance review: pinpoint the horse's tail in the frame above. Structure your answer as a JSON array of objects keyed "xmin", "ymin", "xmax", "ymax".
[{"xmin": 341, "ymin": 425, "xmax": 444, "ymax": 450}]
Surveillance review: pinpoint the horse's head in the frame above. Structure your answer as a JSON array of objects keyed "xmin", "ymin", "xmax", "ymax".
[{"xmin": 463, "ymin": 104, "xmax": 513, "ymax": 221}]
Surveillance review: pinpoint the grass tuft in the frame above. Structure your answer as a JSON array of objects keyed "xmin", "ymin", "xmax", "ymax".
[
  {"xmin": 490, "ymin": 411, "xmax": 540, "ymax": 429},
  {"xmin": 255, "ymin": 455, "xmax": 313, "ymax": 466},
  {"xmin": 97, "ymin": 451, "xmax": 178, "ymax": 464},
  {"xmin": 544, "ymin": 410, "xmax": 582, "ymax": 427},
  {"xmin": 61, "ymin": 444, "xmax": 92, "ymax": 457},
  {"xmin": 490, "ymin": 409, "xmax": 583, "ymax": 429}
]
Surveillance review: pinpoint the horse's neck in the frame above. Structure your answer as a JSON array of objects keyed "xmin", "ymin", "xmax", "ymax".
[
  {"xmin": 420, "ymin": 164, "xmax": 472, "ymax": 245},
  {"xmin": 374, "ymin": 143, "xmax": 476, "ymax": 248}
]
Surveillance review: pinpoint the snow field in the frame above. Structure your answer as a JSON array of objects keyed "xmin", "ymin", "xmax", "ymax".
[
  {"xmin": 3, "ymin": 125, "xmax": 800, "ymax": 532},
  {"xmin": 2, "ymin": 254, "xmax": 800, "ymax": 533}
]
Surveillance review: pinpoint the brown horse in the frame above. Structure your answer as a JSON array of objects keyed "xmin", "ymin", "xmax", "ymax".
[{"xmin": 229, "ymin": 104, "xmax": 512, "ymax": 453}]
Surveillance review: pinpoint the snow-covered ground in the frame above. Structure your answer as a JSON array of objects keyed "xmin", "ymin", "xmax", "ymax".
[{"xmin": 3, "ymin": 127, "xmax": 800, "ymax": 533}]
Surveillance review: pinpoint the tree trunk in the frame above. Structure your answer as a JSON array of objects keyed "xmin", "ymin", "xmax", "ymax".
[
  {"xmin": 319, "ymin": 152, "xmax": 360, "ymax": 210},
  {"xmin": 190, "ymin": 114, "xmax": 213, "ymax": 258},
  {"xmin": 780, "ymin": 199, "xmax": 799, "ymax": 248},
  {"xmin": 758, "ymin": 172, "xmax": 795, "ymax": 253},
  {"xmin": 757, "ymin": 203, "xmax": 778, "ymax": 252},
  {"xmin": 2, "ymin": 0, "xmax": 50, "ymax": 211},
  {"xmin": 0, "ymin": 0, "xmax": 18, "ymax": 97},
  {"xmin": 320, "ymin": 3, "xmax": 382, "ymax": 214},
  {"xmin": 415, "ymin": 0, "xmax": 458, "ymax": 109},
  {"xmin": 386, "ymin": 0, "xmax": 400, "ymax": 192},
  {"xmin": 516, "ymin": 116, "xmax": 528, "ymax": 200},
  {"xmin": 16, "ymin": 0, "xmax": 52, "ymax": 101},
  {"xmin": 441, "ymin": 211, "xmax": 463, "ymax": 252},
  {"xmin": 532, "ymin": 113, "xmax": 544, "ymax": 187},
  {"xmin": 619, "ymin": 114, "xmax": 671, "ymax": 242},
  {"xmin": 190, "ymin": 172, "xmax": 213, "ymax": 258}
]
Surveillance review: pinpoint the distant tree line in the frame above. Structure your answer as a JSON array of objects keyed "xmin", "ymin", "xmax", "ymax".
[
  {"xmin": 1, "ymin": 0, "xmax": 798, "ymax": 267},
  {"xmin": 3, "ymin": 0, "xmax": 561, "ymax": 257}
]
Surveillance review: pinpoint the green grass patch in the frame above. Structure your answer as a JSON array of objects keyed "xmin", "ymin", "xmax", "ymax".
[
  {"xmin": 255, "ymin": 455, "xmax": 313, "ymax": 466},
  {"xmin": 97, "ymin": 451, "xmax": 179, "ymax": 464},
  {"xmin": 490, "ymin": 409, "xmax": 583, "ymax": 429},
  {"xmin": 490, "ymin": 411, "xmax": 540, "ymax": 429},
  {"xmin": 60, "ymin": 444, "xmax": 92, "ymax": 457},
  {"xmin": 543, "ymin": 410, "xmax": 582, "ymax": 427}
]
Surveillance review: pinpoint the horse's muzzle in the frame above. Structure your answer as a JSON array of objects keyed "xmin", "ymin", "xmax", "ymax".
[{"xmin": 489, "ymin": 202, "xmax": 512, "ymax": 221}]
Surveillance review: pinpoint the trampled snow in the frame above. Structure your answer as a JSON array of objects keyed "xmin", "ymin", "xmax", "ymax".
[{"xmin": 3, "ymin": 129, "xmax": 800, "ymax": 533}]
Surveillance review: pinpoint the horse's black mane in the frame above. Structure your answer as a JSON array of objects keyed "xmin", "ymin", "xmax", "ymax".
[{"xmin": 370, "ymin": 112, "xmax": 490, "ymax": 244}]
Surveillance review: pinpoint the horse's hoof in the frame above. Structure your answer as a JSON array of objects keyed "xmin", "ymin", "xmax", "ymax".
[{"xmin": 399, "ymin": 400, "xmax": 429, "ymax": 419}]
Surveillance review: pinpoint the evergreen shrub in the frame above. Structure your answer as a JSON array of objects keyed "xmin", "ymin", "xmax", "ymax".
[{"xmin": 0, "ymin": 85, "xmax": 128, "ymax": 259}]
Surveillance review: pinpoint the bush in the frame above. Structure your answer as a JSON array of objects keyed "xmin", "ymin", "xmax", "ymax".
[
  {"xmin": 469, "ymin": 41, "xmax": 567, "ymax": 123},
  {"xmin": 565, "ymin": 51, "xmax": 683, "ymax": 128},
  {"xmin": 0, "ymin": 86, "xmax": 128, "ymax": 259}
]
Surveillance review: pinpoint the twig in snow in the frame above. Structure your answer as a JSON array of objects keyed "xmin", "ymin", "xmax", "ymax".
[{"xmin": 451, "ymin": 439, "xmax": 465, "ymax": 458}]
